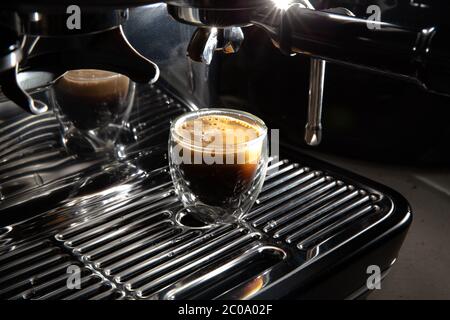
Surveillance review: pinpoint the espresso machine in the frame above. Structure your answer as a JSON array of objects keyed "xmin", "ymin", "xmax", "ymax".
[{"xmin": 2, "ymin": 0, "xmax": 449, "ymax": 300}]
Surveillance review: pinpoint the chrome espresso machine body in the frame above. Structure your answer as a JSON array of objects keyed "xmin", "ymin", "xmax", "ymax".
[{"xmin": 2, "ymin": 0, "xmax": 449, "ymax": 299}]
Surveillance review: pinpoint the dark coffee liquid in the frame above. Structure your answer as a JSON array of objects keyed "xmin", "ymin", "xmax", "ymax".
[
  {"xmin": 175, "ymin": 115, "xmax": 263, "ymax": 207},
  {"xmin": 53, "ymin": 70, "xmax": 130, "ymax": 131},
  {"xmin": 179, "ymin": 162, "xmax": 259, "ymax": 206}
]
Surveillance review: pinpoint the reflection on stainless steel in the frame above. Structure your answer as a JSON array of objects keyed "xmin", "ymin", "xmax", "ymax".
[
  {"xmin": 0, "ymin": 83, "xmax": 409, "ymax": 300},
  {"xmin": 0, "ymin": 67, "xmax": 48, "ymax": 115},
  {"xmin": 26, "ymin": 26, "xmax": 160, "ymax": 86},
  {"xmin": 163, "ymin": 246, "xmax": 284, "ymax": 300},
  {"xmin": 0, "ymin": 84, "xmax": 185, "ymax": 219},
  {"xmin": 305, "ymin": 58, "xmax": 326, "ymax": 146},
  {"xmin": 167, "ymin": 5, "xmax": 254, "ymax": 27},
  {"xmin": 187, "ymin": 27, "xmax": 245, "ymax": 64},
  {"xmin": 187, "ymin": 28, "xmax": 218, "ymax": 65},
  {"xmin": 220, "ymin": 27, "xmax": 245, "ymax": 55}
]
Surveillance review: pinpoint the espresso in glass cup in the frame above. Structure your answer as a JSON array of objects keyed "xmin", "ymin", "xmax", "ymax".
[
  {"xmin": 169, "ymin": 109, "xmax": 269, "ymax": 227},
  {"xmin": 50, "ymin": 69, "xmax": 135, "ymax": 158}
]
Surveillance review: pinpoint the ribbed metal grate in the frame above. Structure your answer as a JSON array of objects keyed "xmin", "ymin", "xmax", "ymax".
[
  {"xmin": 245, "ymin": 159, "xmax": 388, "ymax": 258},
  {"xmin": 0, "ymin": 84, "xmax": 396, "ymax": 299},
  {"xmin": 0, "ymin": 240, "xmax": 124, "ymax": 300}
]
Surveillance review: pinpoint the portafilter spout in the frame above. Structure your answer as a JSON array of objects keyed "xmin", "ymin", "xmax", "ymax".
[
  {"xmin": 186, "ymin": 27, "xmax": 244, "ymax": 65},
  {"xmin": 167, "ymin": 4, "xmax": 250, "ymax": 65}
]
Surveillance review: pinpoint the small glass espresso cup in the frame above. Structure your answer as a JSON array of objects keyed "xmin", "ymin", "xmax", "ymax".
[
  {"xmin": 50, "ymin": 69, "xmax": 136, "ymax": 158},
  {"xmin": 169, "ymin": 108, "xmax": 269, "ymax": 227}
]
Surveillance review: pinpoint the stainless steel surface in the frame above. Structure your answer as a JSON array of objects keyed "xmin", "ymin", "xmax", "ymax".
[
  {"xmin": 187, "ymin": 26, "xmax": 244, "ymax": 65},
  {"xmin": 187, "ymin": 27, "xmax": 218, "ymax": 65},
  {"xmin": 0, "ymin": 83, "xmax": 404, "ymax": 299},
  {"xmin": 0, "ymin": 67, "xmax": 48, "ymax": 115},
  {"xmin": 305, "ymin": 58, "xmax": 326, "ymax": 147},
  {"xmin": 220, "ymin": 27, "xmax": 245, "ymax": 55},
  {"xmin": 167, "ymin": 5, "xmax": 254, "ymax": 27},
  {"xmin": 106, "ymin": 5, "xmax": 216, "ymax": 110},
  {"xmin": 0, "ymin": 48, "xmax": 21, "ymax": 72},
  {"xmin": 165, "ymin": 0, "xmax": 271, "ymax": 10},
  {"xmin": 25, "ymin": 25, "xmax": 160, "ymax": 85},
  {"xmin": 0, "ymin": 240, "xmax": 125, "ymax": 300},
  {"xmin": 300, "ymin": 4, "xmax": 349, "ymax": 147},
  {"xmin": 20, "ymin": 8, "xmax": 128, "ymax": 36}
]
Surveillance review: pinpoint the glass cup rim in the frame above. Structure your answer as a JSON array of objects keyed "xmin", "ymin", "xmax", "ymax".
[{"xmin": 171, "ymin": 108, "xmax": 268, "ymax": 152}]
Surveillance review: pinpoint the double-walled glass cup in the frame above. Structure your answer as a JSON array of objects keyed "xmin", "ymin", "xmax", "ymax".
[
  {"xmin": 50, "ymin": 69, "xmax": 136, "ymax": 158},
  {"xmin": 169, "ymin": 108, "xmax": 269, "ymax": 227}
]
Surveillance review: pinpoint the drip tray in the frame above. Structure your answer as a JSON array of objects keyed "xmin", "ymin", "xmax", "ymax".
[{"xmin": 0, "ymin": 84, "xmax": 411, "ymax": 300}]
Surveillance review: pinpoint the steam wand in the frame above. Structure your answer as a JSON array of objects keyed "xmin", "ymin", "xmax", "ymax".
[
  {"xmin": 305, "ymin": 59, "xmax": 326, "ymax": 146},
  {"xmin": 295, "ymin": 0, "xmax": 327, "ymax": 146}
]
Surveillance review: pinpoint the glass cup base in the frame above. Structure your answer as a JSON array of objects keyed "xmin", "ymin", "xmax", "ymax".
[{"xmin": 175, "ymin": 206, "xmax": 234, "ymax": 229}]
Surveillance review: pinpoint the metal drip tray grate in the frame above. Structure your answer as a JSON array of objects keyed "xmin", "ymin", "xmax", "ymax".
[
  {"xmin": 0, "ymin": 240, "xmax": 124, "ymax": 300},
  {"xmin": 245, "ymin": 161, "xmax": 391, "ymax": 259},
  {"xmin": 0, "ymin": 84, "xmax": 410, "ymax": 299}
]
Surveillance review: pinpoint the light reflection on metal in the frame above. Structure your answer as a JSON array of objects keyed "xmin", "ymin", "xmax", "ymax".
[{"xmin": 272, "ymin": 0, "xmax": 293, "ymax": 10}]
